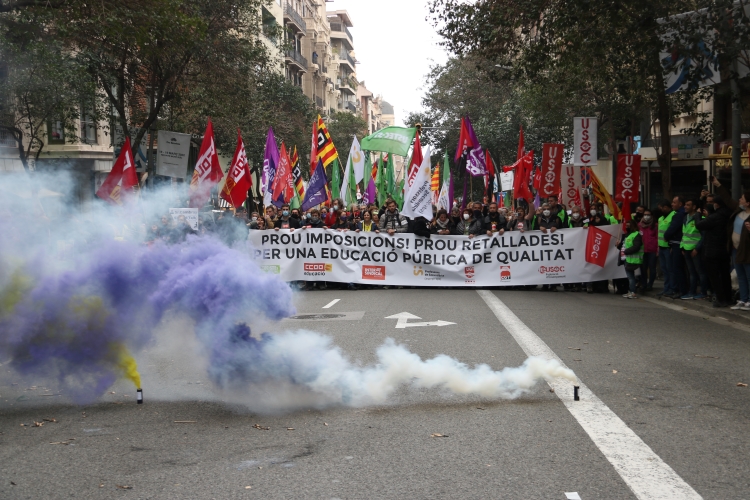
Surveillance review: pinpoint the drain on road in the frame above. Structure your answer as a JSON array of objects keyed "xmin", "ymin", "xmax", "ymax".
[{"xmin": 288, "ymin": 313, "xmax": 346, "ymax": 320}]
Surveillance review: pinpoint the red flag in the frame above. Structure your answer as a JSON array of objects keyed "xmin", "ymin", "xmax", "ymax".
[
  {"xmin": 220, "ymin": 129, "xmax": 252, "ymax": 208},
  {"xmin": 96, "ymin": 137, "xmax": 138, "ymax": 205},
  {"xmin": 585, "ymin": 225, "xmax": 612, "ymax": 268},
  {"xmin": 512, "ymin": 151, "xmax": 534, "ymax": 201},
  {"xmin": 533, "ymin": 169, "xmax": 541, "ymax": 190},
  {"xmin": 189, "ymin": 119, "xmax": 224, "ymax": 208},
  {"xmin": 517, "ymin": 124, "xmax": 525, "ymax": 161},
  {"xmin": 486, "ymin": 149, "xmax": 495, "ymax": 178},
  {"xmin": 271, "ymin": 142, "xmax": 295, "ymax": 206},
  {"xmin": 615, "ymin": 154, "xmax": 641, "ymax": 202},
  {"xmin": 406, "ymin": 131, "xmax": 423, "ymax": 188},
  {"xmin": 540, "ymin": 143, "xmax": 563, "ymax": 197},
  {"xmin": 454, "ymin": 117, "xmax": 473, "ymax": 162}
]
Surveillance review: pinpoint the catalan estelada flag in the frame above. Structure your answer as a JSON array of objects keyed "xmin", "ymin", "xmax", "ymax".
[{"xmin": 316, "ymin": 115, "xmax": 338, "ymax": 168}]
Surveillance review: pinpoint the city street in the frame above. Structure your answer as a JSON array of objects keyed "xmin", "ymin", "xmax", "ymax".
[{"xmin": 1, "ymin": 288, "xmax": 748, "ymax": 499}]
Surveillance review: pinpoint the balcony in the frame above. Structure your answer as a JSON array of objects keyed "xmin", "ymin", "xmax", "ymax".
[
  {"xmin": 283, "ymin": 5, "xmax": 306, "ymax": 33},
  {"xmin": 285, "ymin": 49, "xmax": 308, "ymax": 71},
  {"xmin": 315, "ymin": 96, "xmax": 324, "ymax": 108},
  {"xmin": 339, "ymin": 51, "xmax": 356, "ymax": 70},
  {"xmin": 330, "ymin": 22, "xmax": 353, "ymax": 49},
  {"xmin": 346, "ymin": 102, "xmax": 357, "ymax": 113}
]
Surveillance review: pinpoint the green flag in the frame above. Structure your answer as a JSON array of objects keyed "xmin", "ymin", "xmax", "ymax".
[
  {"xmin": 394, "ymin": 178, "xmax": 405, "ymax": 210},
  {"xmin": 290, "ymin": 193, "xmax": 301, "ymax": 210},
  {"xmin": 361, "ymin": 126, "xmax": 417, "ymax": 157},
  {"xmin": 386, "ymin": 154, "xmax": 395, "ymax": 198},
  {"xmin": 330, "ymin": 158, "xmax": 341, "ymax": 201},
  {"xmin": 376, "ymin": 154, "xmax": 386, "ymax": 206},
  {"xmin": 346, "ymin": 158, "xmax": 357, "ymax": 207}
]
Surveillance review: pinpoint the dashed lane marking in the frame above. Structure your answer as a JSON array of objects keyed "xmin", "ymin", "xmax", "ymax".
[{"xmin": 322, "ymin": 299, "xmax": 341, "ymax": 309}]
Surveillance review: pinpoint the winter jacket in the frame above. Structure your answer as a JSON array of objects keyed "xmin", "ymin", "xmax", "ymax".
[
  {"xmin": 409, "ymin": 217, "xmax": 432, "ymax": 238},
  {"xmin": 695, "ymin": 207, "xmax": 731, "ymax": 259},
  {"xmin": 531, "ymin": 215, "xmax": 559, "ymax": 231},
  {"xmin": 638, "ymin": 221, "xmax": 659, "ymax": 253},
  {"xmin": 379, "ymin": 210, "xmax": 408, "ymax": 233},
  {"xmin": 303, "ymin": 218, "xmax": 326, "ymax": 228},
  {"xmin": 454, "ymin": 218, "xmax": 483, "ymax": 236},
  {"xmin": 274, "ymin": 217, "xmax": 301, "ymax": 230},
  {"xmin": 506, "ymin": 216, "xmax": 528, "ymax": 231},
  {"xmin": 617, "ymin": 232, "xmax": 643, "ymax": 271},
  {"xmin": 431, "ymin": 219, "xmax": 455, "ymax": 235},
  {"xmin": 483, "ymin": 213, "xmax": 507, "ymax": 233}
]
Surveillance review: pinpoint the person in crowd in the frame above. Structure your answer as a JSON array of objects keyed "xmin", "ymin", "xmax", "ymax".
[
  {"xmin": 530, "ymin": 203, "xmax": 559, "ymax": 233},
  {"xmin": 633, "ymin": 205, "xmax": 646, "ymax": 223},
  {"xmin": 356, "ymin": 210, "xmax": 379, "ymax": 232},
  {"xmin": 291, "ymin": 208, "xmax": 302, "ymax": 223},
  {"xmin": 680, "ymin": 199, "xmax": 708, "ymax": 299},
  {"xmin": 301, "ymin": 208, "xmax": 326, "ymax": 229},
  {"xmin": 696, "ymin": 195, "xmax": 733, "ymax": 308},
  {"xmin": 547, "ymin": 196, "xmax": 569, "ymax": 228},
  {"xmin": 450, "ymin": 207, "xmax": 462, "ymax": 227},
  {"xmin": 145, "ymin": 224, "xmax": 161, "ymax": 245},
  {"xmin": 172, "ymin": 214, "xmax": 196, "ymax": 242},
  {"xmin": 409, "ymin": 216, "xmax": 432, "ymax": 237},
  {"xmin": 568, "ymin": 206, "xmax": 588, "ymax": 228},
  {"xmin": 380, "ymin": 199, "xmax": 407, "ymax": 235},
  {"xmin": 328, "ymin": 210, "xmax": 347, "ymax": 230},
  {"xmin": 159, "ymin": 215, "xmax": 173, "ymax": 239},
  {"xmin": 638, "ymin": 208, "xmax": 659, "ymax": 292},
  {"xmin": 325, "ymin": 199, "xmax": 344, "ymax": 226},
  {"xmin": 663, "ymin": 196, "xmax": 687, "ymax": 298},
  {"xmin": 320, "ymin": 207, "xmax": 329, "ymax": 221},
  {"xmin": 255, "ymin": 216, "xmax": 268, "ymax": 230},
  {"xmin": 656, "ymin": 199, "xmax": 674, "ymax": 297},
  {"xmin": 378, "ymin": 198, "xmax": 393, "ymax": 218},
  {"xmin": 484, "ymin": 202, "xmax": 506, "ymax": 236},
  {"xmin": 246, "ymin": 211, "xmax": 260, "ymax": 229},
  {"xmin": 507, "ymin": 207, "xmax": 528, "ymax": 232},
  {"xmin": 617, "ymin": 219, "xmax": 644, "ymax": 299},
  {"xmin": 273, "ymin": 204, "xmax": 300, "ymax": 231},
  {"xmin": 471, "ymin": 201, "xmax": 486, "ymax": 223},
  {"xmin": 729, "ymin": 191, "xmax": 750, "ymax": 310},
  {"xmin": 431, "ymin": 209, "xmax": 454, "ymax": 235},
  {"xmin": 371, "ymin": 211, "xmax": 380, "ymax": 226},
  {"xmin": 264, "ymin": 205, "xmax": 277, "ymax": 222},
  {"xmin": 454, "ymin": 207, "xmax": 483, "ymax": 238}
]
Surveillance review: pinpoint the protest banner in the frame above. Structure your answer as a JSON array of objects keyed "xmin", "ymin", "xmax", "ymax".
[
  {"xmin": 249, "ymin": 226, "xmax": 624, "ymax": 287},
  {"xmin": 169, "ymin": 208, "xmax": 199, "ymax": 230}
]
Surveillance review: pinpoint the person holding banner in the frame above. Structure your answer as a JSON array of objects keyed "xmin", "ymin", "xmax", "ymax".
[
  {"xmin": 356, "ymin": 211, "xmax": 379, "ymax": 233},
  {"xmin": 380, "ymin": 199, "xmax": 408, "ymax": 235},
  {"xmin": 484, "ymin": 202, "xmax": 506, "ymax": 236},
  {"xmin": 547, "ymin": 196, "xmax": 569, "ymax": 228},
  {"xmin": 617, "ymin": 220, "xmax": 644, "ymax": 299},
  {"xmin": 454, "ymin": 207, "xmax": 483, "ymax": 238},
  {"xmin": 507, "ymin": 208, "xmax": 529, "ymax": 232},
  {"xmin": 431, "ymin": 209, "xmax": 454, "ymax": 235},
  {"xmin": 568, "ymin": 206, "xmax": 588, "ymax": 228},
  {"xmin": 530, "ymin": 204, "xmax": 559, "ymax": 233}
]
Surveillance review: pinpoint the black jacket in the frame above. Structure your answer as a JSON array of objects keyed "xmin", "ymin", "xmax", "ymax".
[
  {"xmin": 431, "ymin": 220, "xmax": 455, "ymax": 234},
  {"xmin": 695, "ymin": 207, "xmax": 731, "ymax": 258},
  {"xmin": 484, "ymin": 213, "xmax": 507, "ymax": 233},
  {"xmin": 409, "ymin": 217, "xmax": 431, "ymax": 237}
]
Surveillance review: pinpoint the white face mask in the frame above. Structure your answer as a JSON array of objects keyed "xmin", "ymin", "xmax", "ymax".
[
  {"xmin": 572, "ymin": 213, "xmax": 580, "ymax": 219},
  {"xmin": 642, "ymin": 215, "xmax": 652, "ymax": 222},
  {"xmin": 463, "ymin": 213, "xmax": 470, "ymax": 220},
  {"xmin": 333, "ymin": 205, "xmax": 339, "ymax": 211},
  {"xmin": 590, "ymin": 209, "xmax": 597, "ymax": 216},
  {"xmin": 543, "ymin": 210, "xmax": 551, "ymax": 217},
  {"xmin": 251, "ymin": 216, "xmax": 257, "ymax": 221}
]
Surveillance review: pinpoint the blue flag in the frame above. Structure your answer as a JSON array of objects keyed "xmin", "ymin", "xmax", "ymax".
[{"xmin": 302, "ymin": 160, "xmax": 329, "ymax": 211}]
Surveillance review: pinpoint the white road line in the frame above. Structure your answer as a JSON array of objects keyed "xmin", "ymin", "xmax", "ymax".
[
  {"xmin": 322, "ymin": 299, "xmax": 340, "ymax": 309},
  {"xmin": 477, "ymin": 290, "xmax": 702, "ymax": 500}
]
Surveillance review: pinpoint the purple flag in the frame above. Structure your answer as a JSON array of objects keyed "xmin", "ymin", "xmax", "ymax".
[
  {"xmin": 301, "ymin": 159, "xmax": 329, "ymax": 211},
  {"xmin": 465, "ymin": 117, "xmax": 486, "ymax": 177},
  {"xmin": 262, "ymin": 128, "xmax": 280, "ymax": 202},
  {"xmin": 363, "ymin": 176, "xmax": 376, "ymax": 205}
]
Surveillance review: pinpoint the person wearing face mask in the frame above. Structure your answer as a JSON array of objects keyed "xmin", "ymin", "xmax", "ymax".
[
  {"xmin": 431, "ymin": 209, "xmax": 454, "ymax": 235},
  {"xmin": 638, "ymin": 209, "xmax": 659, "ymax": 292},
  {"xmin": 633, "ymin": 205, "xmax": 646, "ymax": 223},
  {"xmin": 450, "ymin": 207, "xmax": 462, "ymax": 226},
  {"xmin": 568, "ymin": 206, "xmax": 588, "ymax": 228},
  {"xmin": 454, "ymin": 207, "xmax": 483, "ymax": 238},
  {"xmin": 274, "ymin": 204, "xmax": 300, "ymax": 231},
  {"xmin": 530, "ymin": 203, "xmax": 559, "ymax": 233},
  {"xmin": 695, "ymin": 195, "xmax": 733, "ymax": 307},
  {"xmin": 679, "ymin": 199, "xmax": 708, "ymax": 300},
  {"xmin": 301, "ymin": 208, "xmax": 325, "ymax": 229},
  {"xmin": 616, "ymin": 220, "xmax": 644, "ymax": 299},
  {"xmin": 246, "ymin": 211, "xmax": 261, "ymax": 230},
  {"xmin": 656, "ymin": 199, "xmax": 674, "ymax": 297},
  {"xmin": 547, "ymin": 196, "xmax": 569, "ymax": 228},
  {"xmin": 325, "ymin": 198, "xmax": 344, "ymax": 226},
  {"xmin": 483, "ymin": 202, "xmax": 506, "ymax": 236},
  {"xmin": 507, "ymin": 208, "xmax": 528, "ymax": 232},
  {"xmin": 472, "ymin": 201, "xmax": 487, "ymax": 222}
]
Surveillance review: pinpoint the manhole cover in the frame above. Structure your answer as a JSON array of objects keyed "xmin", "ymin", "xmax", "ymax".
[{"xmin": 288, "ymin": 314, "xmax": 346, "ymax": 320}]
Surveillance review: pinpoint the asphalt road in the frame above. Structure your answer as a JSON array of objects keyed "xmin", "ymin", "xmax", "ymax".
[{"xmin": 1, "ymin": 287, "xmax": 749, "ymax": 499}]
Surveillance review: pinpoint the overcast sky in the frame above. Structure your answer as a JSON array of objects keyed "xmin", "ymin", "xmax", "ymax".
[{"xmin": 329, "ymin": 0, "xmax": 448, "ymax": 126}]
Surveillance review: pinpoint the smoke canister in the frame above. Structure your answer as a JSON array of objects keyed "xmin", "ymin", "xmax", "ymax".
[
  {"xmin": 137, "ymin": 388, "xmax": 143, "ymax": 404},
  {"xmin": 573, "ymin": 386, "xmax": 580, "ymax": 401}
]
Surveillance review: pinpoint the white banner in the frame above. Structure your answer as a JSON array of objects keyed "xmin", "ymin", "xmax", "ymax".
[
  {"xmin": 156, "ymin": 131, "xmax": 192, "ymax": 179},
  {"xmin": 169, "ymin": 208, "xmax": 199, "ymax": 230},
  {"xmin": 573, "ymin": 117, "xmax": 597, "ymax": 167},
  {"xmin": 249, "ymin": 227, "xmax": 624, "ymax": 287}
]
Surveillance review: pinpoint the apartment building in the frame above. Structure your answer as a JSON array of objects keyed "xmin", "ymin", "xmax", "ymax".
[{"xmin": 327, "ymin": 10, "xmax": 358, "ymax": 114}]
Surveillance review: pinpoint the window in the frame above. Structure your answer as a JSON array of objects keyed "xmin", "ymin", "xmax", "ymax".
[
  {"xmin": 80, "ymin": 103, "xmax": 97, "ymax": 144},
  {"xmin": 48, "ymin": 119, "xmax": 65, "ymax": 144}
]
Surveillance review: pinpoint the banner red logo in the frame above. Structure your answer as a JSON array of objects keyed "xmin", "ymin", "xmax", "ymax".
[
  {"xmin": 585, "ymin": 226, "xmax": 611, "ymax": 267},
  {"xmin": 362, "ymin": 265, "xmax": 386, "ymax": 280},
  {"xmin": 615, "ymin": 154, "xmax": 641, "ymax": 202},
  {"xmin": 500, "ymin": 266, "xmax": 512, "ymax": 281},
  {"xmin": 464, "ymin": 266, "xmax": 475, "ymax": 279},
  {"xmin": 541, "ymin": 144, "xmax": 563, "ymax": 196}
]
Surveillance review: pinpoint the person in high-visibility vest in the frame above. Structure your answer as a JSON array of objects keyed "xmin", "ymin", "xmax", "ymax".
[
  {"xmin": 664, "ymin": 196, "xmax": 688, "ymax": 298},
  {"xmin": 617, "ymin": 220, "xmax": 644, "ymax": 299},
  {"xmin": 657, "ymin": 200, "xmax": 675, "ymax": 296},
  {"xmin": 680, "ymin": 199, "xmax": 708, "ymax": 300}
]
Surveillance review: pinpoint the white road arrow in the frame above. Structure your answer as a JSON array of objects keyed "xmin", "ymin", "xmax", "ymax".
[{"xmin": 385, "ymin": 312, "xmax": 456, "ymax": 329}]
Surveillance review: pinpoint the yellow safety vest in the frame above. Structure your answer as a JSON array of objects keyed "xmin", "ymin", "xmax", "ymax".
[
  {"xmin": 680, "ymin": 215, "xmax": 701, "ymax": 251},
  {"xmin": 658, "ymin": 211, "xmax": 674, "ymax": 248}
]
